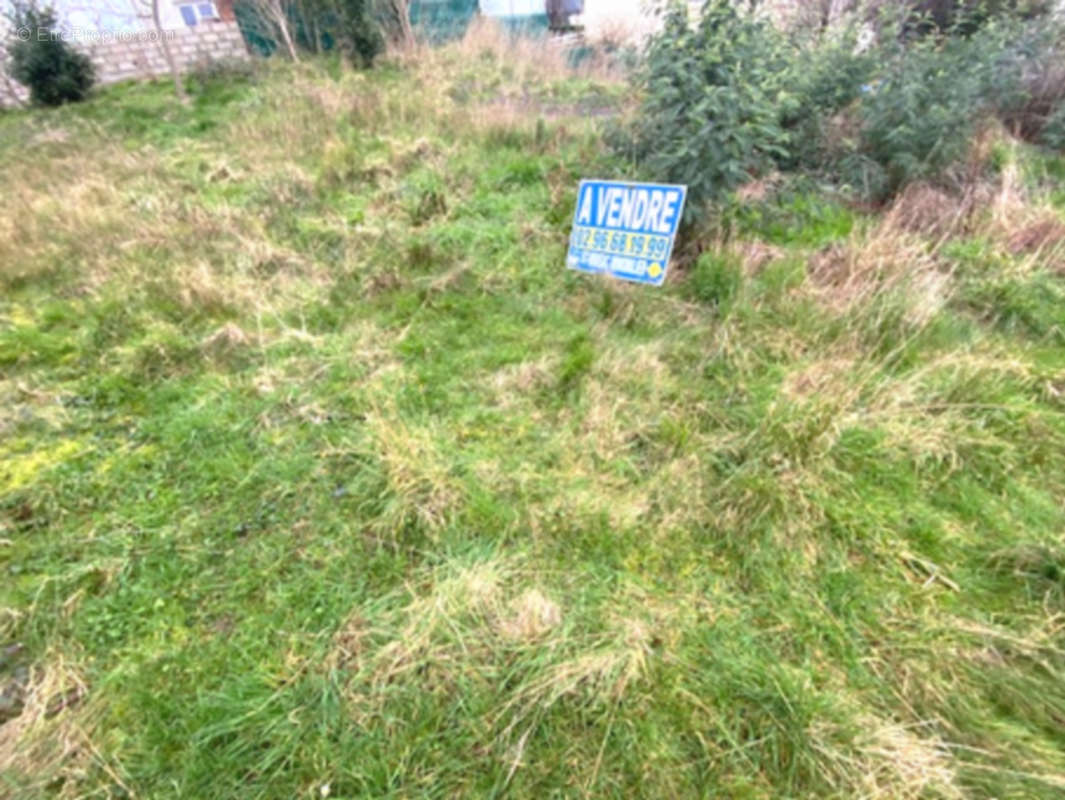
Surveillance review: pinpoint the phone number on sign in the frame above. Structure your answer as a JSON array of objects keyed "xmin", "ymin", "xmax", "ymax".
[{"xmin": 570, "ymin": 226, "xmax": 670, "ymax": 259}]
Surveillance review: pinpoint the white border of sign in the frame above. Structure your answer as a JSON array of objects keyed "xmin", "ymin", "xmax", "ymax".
[{"xmin": 567, "ymin": 179, "xmax": 688, "ymax": 287}]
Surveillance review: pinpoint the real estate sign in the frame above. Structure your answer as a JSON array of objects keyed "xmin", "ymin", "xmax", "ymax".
[{"xmin": 567, "ymin": 180, "xmax": 687, "ymax": 286}]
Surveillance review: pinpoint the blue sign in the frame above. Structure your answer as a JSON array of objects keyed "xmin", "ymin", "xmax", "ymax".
[{"xmin": 567, "ymin": 180, "xmax": 687, "ymax": 286}]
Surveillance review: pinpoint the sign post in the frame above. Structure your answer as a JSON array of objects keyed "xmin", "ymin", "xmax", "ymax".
[{"xmin": 566, "ymin": 180, "xmax": 687, "ymax": 286}]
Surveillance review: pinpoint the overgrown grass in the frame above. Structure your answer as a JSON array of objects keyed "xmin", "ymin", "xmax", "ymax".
[{"xmin": 2, "ymin": 27, "xmax": 1065, "ymax": 799}]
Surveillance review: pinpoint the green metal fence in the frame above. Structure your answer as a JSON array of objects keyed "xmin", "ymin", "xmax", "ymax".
[
  {"xmin": 410, "ymin": 0, "xmax": 479, "ymax": 42},
  {"xmin": 234, "ymin": 1, "xmax": 552, "ymax": 58},
  {"xmin": 410, "ymin": 1, "xmax": 550, "ymax": 42}
]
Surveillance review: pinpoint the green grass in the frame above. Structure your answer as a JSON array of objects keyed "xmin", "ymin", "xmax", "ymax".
[{"xmin": 2, "ymin": 46, "xmax": 1065, "ymax": 799}]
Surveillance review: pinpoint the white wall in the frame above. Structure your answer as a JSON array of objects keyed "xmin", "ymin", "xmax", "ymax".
[
  {"xmin": 40, "ymin": 0, "xmax": 213, "ymax": 34},
  {"xmin": 478, "ymin": 0, "xmax": 658, "ymax": 30},
  {"xmin": 475, "ymin": 0, "xmax": 668, "ymax": 42},
  {"xmin": 577, "ymin": 0, "xmax": 664, "ymax": 43},
  {"xmin": 60, "ymin": 0, "xmax": 142, "ymax": 32},
  {"xmin": 480, "ymin": 0, "xmax": 545, "ymax": 16}
]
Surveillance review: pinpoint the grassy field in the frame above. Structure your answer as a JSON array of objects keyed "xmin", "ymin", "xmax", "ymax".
[{"xmin": 3, "ymin": 28, "xmax": 1065, "ymax": 799}]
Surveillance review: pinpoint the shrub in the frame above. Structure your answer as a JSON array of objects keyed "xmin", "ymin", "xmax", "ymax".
[
  {"xmin": 1042, "ymin": 103, "xmax": 1065, "ymax": 151},
  {"xmin": 849, "ymin": 15, "xmax": 1050, "ymax": 197},
  {"xmin": 4, "ymin": 3, "xmax": 95, "ymax": 106},
  {"xmin": 850, "ymin": 32, "xmax": 986, "ymax": 197},
  {"xmin": 233, "ymin": 0, "xmax": 387, "ymax": 64},
  {"xmin": 994, "ymin": 32, "xmax": 1065, "ymax": 143},
  {"xmin": 685, "ymin": 251, "xmax": 742, "ymax": 311},
  {"xmin": 620, "ymin": 1, "xmax": 1063, "ymax": 211},
  {"xmin": 333, "ymin": 0, "xmax": 385, "ymax": 66},
  {"xmin": 894, "ymin": 0, "xmax": 1051, "ymax": 36},
  {"xmin": 610, "ymin": 0, "xmax": 791, "ymax": 216},
  {"xmin": 780, "ymin": 26, "xmax": 877, "ymax": 170}
]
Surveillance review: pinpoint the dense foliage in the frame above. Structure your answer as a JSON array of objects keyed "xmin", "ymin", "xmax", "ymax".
[
  {"xmin": 234, "ymin": 0, "xmax": 399, "ymax": 65},
  {"xmin": 898, "ymin": 0, "xmax": 1051, "ymax": 35},
  {"xmin": 610, "ymin": 0, "xmax": 791, "ymax": 215},
  {"xmin": 333, "ymin": 0, "xmax": 385, "ymax": 65},
  {"xmin": 620, "ymin": 0, "xmax": 1065, "ymax": 210},
  {"xmin": 4, "ymin": 3, "xmax": 95, "ymax": 106},
  {"xmin": 1043, "ymin": 103, "xmax": 1065, "ymax": 151},
  {"xmin": 841, "ymin": 16, "xmax": 1044, "ymax": 197}
]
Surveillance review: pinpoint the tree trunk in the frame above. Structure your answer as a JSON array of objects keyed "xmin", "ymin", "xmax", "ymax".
[
  {"xmin": 269, "ymin": 0, "xmax": 300, "ymax": 62},
  {"xmin": 151, "ymin": 0, "xmax": 189, "ymax": 104},
  {"xmin": 390, "ymin": 0, "xmax": 415, "ymax": 49},
  {"xmin": 296, "ymin": 0, "xmax": 323, "ymax": 54}
]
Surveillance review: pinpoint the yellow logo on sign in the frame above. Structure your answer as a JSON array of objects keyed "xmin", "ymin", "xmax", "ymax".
[{"xmin": 648, "ymin": 263, "xmax": 663, "ymax": 279}]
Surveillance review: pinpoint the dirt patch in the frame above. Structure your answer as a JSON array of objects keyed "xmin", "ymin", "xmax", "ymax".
[
  {"xmin": 737, "ymin": 240, "xmax": 784, "ymax": 275},
  {"xmin": 807, "ymin": 225, "xmax": 944, "ymax": 314},
  {"xmin": 859, "ymin": 716, "xmax": 962, "ymax": 799},
  {"xmin": 328, "ymin": 614, "xmax": 369, "ymax": 673},
  {"xmin": 0, "ymin": 652, "xmax": 103, "ymax": 795},
  {"xmin": 497, "ymin": 589, "xmax": 562, "ymax": 642},
  {"xmin": 201, "ymin": 322, "xmax": 251, "ymax": 354},
  {"xmin": 884, "ymin": 182, "xmax": 973, "ymax": 239},
  {"xmin": 782, "ymin": 358, "xmax": 857, "ymax": 401},
  {"xmin": 807, "ymin": 243, "xmax": 872, "ymax": 309},
  {"xmin": 735, "ymin": 173, "xmax": 783, "ymax": 205},
  {"xmin": 1006, "ymin": 215, "xmax": 1065, "ymax": 256}
]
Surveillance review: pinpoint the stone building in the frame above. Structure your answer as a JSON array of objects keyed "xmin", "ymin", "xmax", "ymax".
[{"xmin": 1, "ymin": 0, "xmax": 249, "ymax": 106}]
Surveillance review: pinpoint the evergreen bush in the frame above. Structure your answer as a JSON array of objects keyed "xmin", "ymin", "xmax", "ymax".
[{"xmin": 5, "ymin": 3, "xmax": 95, "ymax": 107}]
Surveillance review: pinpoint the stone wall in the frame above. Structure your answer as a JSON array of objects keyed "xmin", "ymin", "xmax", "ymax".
[
  {"xmin": 85, "ymin": 21, "xmax": 249, "ymax": 86},
  {"xmin": 0, "ymin": 21, "xmax": 249, "ymax": 108}
]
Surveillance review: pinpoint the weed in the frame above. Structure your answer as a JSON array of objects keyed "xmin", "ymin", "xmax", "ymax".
[{"xmin": 1, "ymin": 29, "xmax": 1065, "ymax": 800}]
